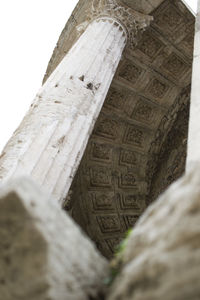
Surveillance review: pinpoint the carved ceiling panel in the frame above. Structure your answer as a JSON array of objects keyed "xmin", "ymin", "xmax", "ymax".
[{"xmin": 152, "ymin": 0, "xmax": 194, "ymax": 46}]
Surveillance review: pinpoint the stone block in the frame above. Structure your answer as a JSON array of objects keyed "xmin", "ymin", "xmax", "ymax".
[{"xmin": 0, "ymin": 177, "xmax": 108, "ymax": 300}]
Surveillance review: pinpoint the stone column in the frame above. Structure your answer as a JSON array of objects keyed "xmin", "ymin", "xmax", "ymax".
[
  {"xmin": 0, "ymin": 0, "xmax": 152, "ymax": 204},
  {"xmin": 186, "ymin": 1, "xmax": 200, "ymax": 169}
]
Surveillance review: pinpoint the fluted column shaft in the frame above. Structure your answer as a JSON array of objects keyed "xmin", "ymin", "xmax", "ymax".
[{"xmin": 0, "ymin": 18, "xmax": 127, "ymax": 204}]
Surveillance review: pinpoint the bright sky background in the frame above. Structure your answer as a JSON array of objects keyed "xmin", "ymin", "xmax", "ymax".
[{"xmin": 0, "ymin": 0, "xmax": 197, "ymax": 154}]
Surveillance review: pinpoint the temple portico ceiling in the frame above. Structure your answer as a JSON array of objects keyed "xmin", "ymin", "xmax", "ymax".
[{"xmin": 44, "ymin": 0, "xmax": 195, "ymax": 258}]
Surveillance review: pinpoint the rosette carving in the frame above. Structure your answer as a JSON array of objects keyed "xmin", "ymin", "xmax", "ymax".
[{"xmin": 91, "ymin": 0, "xmax": 153, "ymax": 47}]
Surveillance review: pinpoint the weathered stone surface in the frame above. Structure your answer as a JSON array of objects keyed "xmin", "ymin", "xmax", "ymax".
[
  {"xmin": 107, "ymin": 166, "xmax": 200, "ymax": 300},
  {"xmin": 0, "ymin": 178, "xmax": 108, "ymax": 300}
]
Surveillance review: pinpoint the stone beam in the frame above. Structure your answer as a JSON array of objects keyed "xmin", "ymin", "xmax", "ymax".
[
  {"xmin": 0, "ymin": 1, "xmax": 152, "ymax": 205},
  {"xmin": 0, "ymin": 177, "xmax": 108, "ymax": 300},
  {"xmin": 187, "ymin": 0, "xmax": 199, "ymax": 169}
]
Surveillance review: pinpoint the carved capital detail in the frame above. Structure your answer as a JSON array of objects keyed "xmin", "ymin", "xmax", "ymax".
[{"xmin": 91, "ymin": 0, "xmax": 153, "ymax": 47}]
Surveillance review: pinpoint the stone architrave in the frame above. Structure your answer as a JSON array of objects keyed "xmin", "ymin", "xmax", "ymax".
[
  {"xmin": 187, "ymin": 0, "xmax": 200, "ymax": 169},
  {"xmin": 0, "ymin": 0, "xmax": 152, "ymax": 205},
  {"xmin": 0, "ymin": 177, "xmax": 108, "ymax": 300}
]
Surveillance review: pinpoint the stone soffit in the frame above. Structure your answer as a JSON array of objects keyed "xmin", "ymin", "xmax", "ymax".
[{"xmin": 44, "ymin": 0, "xmax": 195, "ymax": 258}]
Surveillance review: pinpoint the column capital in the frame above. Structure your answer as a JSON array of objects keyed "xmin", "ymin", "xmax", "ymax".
[{"xmin": 91, "ymin": 0, "xmax": 153, "ymax": 48}]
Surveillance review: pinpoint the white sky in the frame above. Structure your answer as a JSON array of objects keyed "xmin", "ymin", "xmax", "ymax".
[{"xmin": 0, "ymin": 0, "xmax": 197, "ymax": 154}]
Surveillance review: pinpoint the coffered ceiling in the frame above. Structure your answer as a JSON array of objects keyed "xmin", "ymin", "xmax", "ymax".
[{"xmin": 44, "ymin": 0, "xmax": 195, "ymax": 258}]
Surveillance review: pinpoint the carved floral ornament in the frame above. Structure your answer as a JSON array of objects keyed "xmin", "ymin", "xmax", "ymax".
[{"xmin": 91, "ymin": 0, "xmax": 153, "ymax": 48}]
